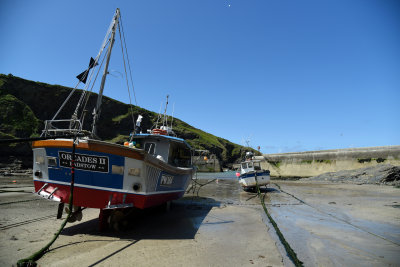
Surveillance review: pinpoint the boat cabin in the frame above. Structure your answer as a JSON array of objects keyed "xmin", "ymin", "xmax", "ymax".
[
  {"xmin": 132, "ymin": 134, "xmax": 192, "ymax": 168},
  {"xmin": 240, "ymin": 160, "xmax": 262, "ymax": 174}
]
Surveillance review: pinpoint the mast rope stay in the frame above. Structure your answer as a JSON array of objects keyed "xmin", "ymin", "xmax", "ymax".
[
  {"xmin": 91, "ymin": 9, "xmax": 120, "ymax": 137},
  {"xmin": 51, "ymin": 7, "xmax": 116, "ymax": 123},
  {"xmin": 46, "ymin": 10, "xmax": 117, "ymax": 136},
  {"xmin": 119, "ymin": 13, "xmax": 138, "ymax": 107},
  {"xmin": 117, "ymin": 15, "xmax": 137, "ymax": 134},
  {"xmin": 154, "ymin": 102, "xmax": 163, "ymax": 130},
  {"xmin": 42, "ymin": 8, "xmax": 139, "ymax": 139}
]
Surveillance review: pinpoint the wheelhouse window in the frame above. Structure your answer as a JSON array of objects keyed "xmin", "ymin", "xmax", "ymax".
[
  {"xmin": 254, "ymin": 162, "xmax": 261, "ymax": 170},
  {"xmin": 144, "ymin": 142, "xmax": 156, "ymax": 154},
  {"xmin": 168, "ymin": 142, "xmax": 191, "ymax": 167},
  {"xmin": 242, "ymin": 162, "xmax": 256, "ymax": 170}
]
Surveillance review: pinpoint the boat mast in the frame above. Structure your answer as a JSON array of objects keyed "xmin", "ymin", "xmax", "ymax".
[
  {"xmin": 92, "ymin": 8, "xmax": 120, "ymax": 138},
  {"xmin": 162, "ymin": 95, "xmax": 169, "ymax": 127}
]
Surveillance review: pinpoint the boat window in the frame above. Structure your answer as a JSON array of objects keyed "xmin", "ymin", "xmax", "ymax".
[
  {"xmin": 241, "ymin": 163, "xmax": 247, "ymax": 169},
  {"xmin": 144, "ymin": 142, "xmax": 156, "ymax": 154},
  {"xmin": 168, "ymin": 142, "xmax": 191, "ymax": 167},
  {"xmin": 248, "ymin": 162, "xmax": 253, "ymax": 168},
  {"xmin": 254, "ymin": 162, "xmax": 261, "ymax": 170}
]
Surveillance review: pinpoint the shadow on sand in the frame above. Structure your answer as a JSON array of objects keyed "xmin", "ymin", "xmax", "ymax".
[
  {"xmin": 53, "ymin": 197, "xmax": 220, "ymax": 266},
  {"xmin": 61, "ymin": 196, "xmax": 220, "ymax": 241},
  {"xmin": 242, "ymin": 187, "xmax": 279, "ymax": 194}
]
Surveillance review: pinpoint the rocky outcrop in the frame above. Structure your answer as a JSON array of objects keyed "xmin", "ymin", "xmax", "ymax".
[{"xmin": 304, "ymin": 164, "xmax": 400, "ymax": 186}]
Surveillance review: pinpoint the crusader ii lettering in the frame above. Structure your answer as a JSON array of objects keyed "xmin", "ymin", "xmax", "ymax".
[{"xmin": 59, "ymin": 152, "xmax": 109, "ymax": 173}]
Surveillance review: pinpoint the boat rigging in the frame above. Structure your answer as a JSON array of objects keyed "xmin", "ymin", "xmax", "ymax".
[{"xmin": 31, "ymin": 8, "xmax": 195, "ymax": 230}]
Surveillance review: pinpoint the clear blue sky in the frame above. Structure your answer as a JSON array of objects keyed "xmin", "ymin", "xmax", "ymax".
[{"xmin": 1, "ymin": 0, "xmax": 399, "ymax": 153}]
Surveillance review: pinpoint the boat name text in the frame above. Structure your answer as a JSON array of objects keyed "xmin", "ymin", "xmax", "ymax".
[{"xmin": 59, "ymin": 151, "xmax": 109, "ymax": 173}]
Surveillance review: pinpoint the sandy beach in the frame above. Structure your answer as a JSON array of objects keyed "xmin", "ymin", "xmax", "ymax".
[{"xmin": 0, "ymin": 174, "xmax": 399, "ymax": 266}]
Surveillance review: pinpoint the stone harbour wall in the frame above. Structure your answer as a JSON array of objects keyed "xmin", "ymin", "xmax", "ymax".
[
  {"xmin": 258, "ymin": 146, "xmax": 400, "ymax": 178},
  {"xmin": 192, "ymin": 155, "xmax": 221, "ymax": 172}
]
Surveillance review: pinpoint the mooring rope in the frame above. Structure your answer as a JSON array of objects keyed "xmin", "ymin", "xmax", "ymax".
[
  {"xmin": 186, "ymin": 171, "xmax": 217, "ymax": 198},
  {"xmin": 255, "ymin": 176, "xmax": 304, "ymax": 267},
  {"xmin": 17, "ymin": 135, "xmax": 78, "ymax": 267}
]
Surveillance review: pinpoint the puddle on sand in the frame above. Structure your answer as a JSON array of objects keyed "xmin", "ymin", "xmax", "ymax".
[{"xmin": 186, "ymin": 172, "xmax": 271, "ymax": 206}]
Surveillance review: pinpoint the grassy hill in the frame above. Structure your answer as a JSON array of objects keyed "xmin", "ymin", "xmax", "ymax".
[{"xmin": 0, "ymin": 74, "xmax": 258, "ymax": 169}]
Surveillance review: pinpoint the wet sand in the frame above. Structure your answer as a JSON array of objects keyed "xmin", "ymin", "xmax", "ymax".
[
  {"xmin": 0, "ymin": 175, "xmax": 283, "ymax": 267},
  {"xmin": 0, "ymin": 174, "xmax": 399, "ymax": 266},
  {"xmin": 268, "ymin": 181, "xmax": 400, "ymax": 266}
]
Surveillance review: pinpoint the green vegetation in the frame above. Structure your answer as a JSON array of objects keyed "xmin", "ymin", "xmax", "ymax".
[
  {"xmin": 315, "ymin": 159, "xmax": 332, "ymax": 164},
  {"xmin": 301, "ymin": 159, "xmax": 332, "ymax": 164},
  {"xmin": 107, "ymin": 134, "xmax": 130, "ymax": 144},
  {"xmin": 376, "ymin": 158, "xmax": 386, "ymax": 163},
  {"xmin": 268, "ymin": 160, "xmax": 281, "ymax": 168},
  {"xmin": 0, "ymin": 94, "xmax": 40, "ymax": 138},
  {"xmin": 0, "ymin": 131, "xmax": 15, "ymax": 139},
  {"xmin": 357, "ymin": 158, "xmax": 388, "ymax": 164},
  {"xmin": 0, "ymin": 73, "xmax": 251, "ymax": 167},
  {"xmin": 112, "ymin": 113, "xmax": 131, "ymax": 122}
]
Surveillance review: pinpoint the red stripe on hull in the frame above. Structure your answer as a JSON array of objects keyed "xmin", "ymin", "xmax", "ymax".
[{"xmin": 34, "ymin": 181, "xmax": 184, "ymax": 209}]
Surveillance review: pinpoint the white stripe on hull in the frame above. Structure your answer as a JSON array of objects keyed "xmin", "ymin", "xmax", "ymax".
[{"xmin": 33, "ymin": 178, "xmax": 186, "ymax": 195}]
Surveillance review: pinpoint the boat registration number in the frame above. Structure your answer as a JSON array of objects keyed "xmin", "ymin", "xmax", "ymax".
[{"xmin": 160, "ymin": 174, "xmax": 174, "ymax": 185}]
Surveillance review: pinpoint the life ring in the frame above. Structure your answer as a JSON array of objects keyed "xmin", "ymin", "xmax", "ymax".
[{"xmin": 152, "ymin": 129, "xmax": 167, "ymax": 135}]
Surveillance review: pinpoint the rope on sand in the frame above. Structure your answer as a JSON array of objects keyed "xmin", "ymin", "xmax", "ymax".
[
  {"xmin": 255, "ymin": 176, "xmax": 304, "ymax": 267},
  {"xmin": 17, "ymin": 135, "xmax": 78, "ymax": 267}
]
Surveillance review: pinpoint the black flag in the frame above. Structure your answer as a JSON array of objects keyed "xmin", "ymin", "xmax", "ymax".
[{"xmin": 76, "ymin": 57, "xmax": 96, "ymax": 84}]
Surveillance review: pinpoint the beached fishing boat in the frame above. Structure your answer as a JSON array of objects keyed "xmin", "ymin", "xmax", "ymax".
[
  {"xmin": 237, "ymin": 152, "xmax": 270, "ymax": 191},
  {"xmin": 31, "ymin": 9, "xmax": 194, "ymax": 228}
]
